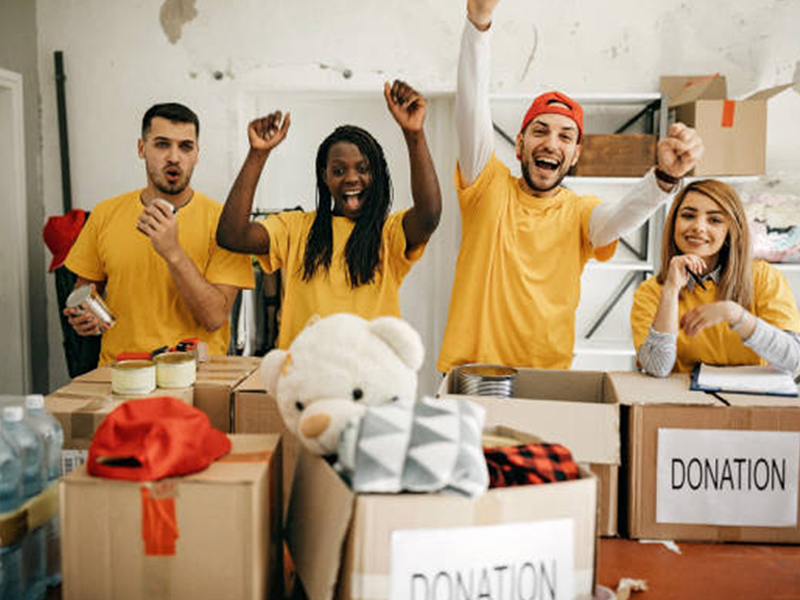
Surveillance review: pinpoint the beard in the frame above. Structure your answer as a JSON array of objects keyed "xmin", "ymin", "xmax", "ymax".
[
  {"xmin": 148, "ymin": 165, "xmax": 193, "ymax": 197},
  {"xmin": 520, "ymin": 154, "xmax": 570, "ymax": 194}
]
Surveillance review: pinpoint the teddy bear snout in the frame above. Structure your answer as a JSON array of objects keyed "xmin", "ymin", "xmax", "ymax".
[{"xmin": 299, "ymin": 413, "xmax": 331, "ymax": 439}]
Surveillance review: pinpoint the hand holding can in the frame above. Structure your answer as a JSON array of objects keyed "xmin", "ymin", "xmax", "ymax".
[{"xmin": 65, "ymin": 285, "xmax": 116, "ymax": 336}]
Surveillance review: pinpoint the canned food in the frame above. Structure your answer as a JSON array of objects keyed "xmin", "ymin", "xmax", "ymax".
[
  {"xmin": 153, "ymin": 197, "xmax": 177, "ymax": 215},
  {"xmin": 154, "ymin": 352, "xmax": 196, "ymax": 388},
  {"xmin": 455, "ymin": 364, "xmax": 518, "ymax": 398},
  {"xmin": 111, "ymin": 360, "xmax": 156, "ymax": 395},
  {"xmin": 66, "ymin": 285, "xmax": 116, "ymax": 332}
]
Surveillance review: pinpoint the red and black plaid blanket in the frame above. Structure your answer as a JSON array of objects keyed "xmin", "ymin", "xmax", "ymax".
[{"xmin": 484, "ymin": 443, "xmax": 581, "ymax": 488}]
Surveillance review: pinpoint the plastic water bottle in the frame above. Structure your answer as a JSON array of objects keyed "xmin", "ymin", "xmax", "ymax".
[
  {"xmin": 0, "ymin": 424, "xmax": 23, "ymax": 600},
  {"xmin": 2, "ymin": 406, "xmax": 46, "ymax": 600},
  {"xmin": 24, "ymin": 395, "xmax": 64, "ymax": 587}
]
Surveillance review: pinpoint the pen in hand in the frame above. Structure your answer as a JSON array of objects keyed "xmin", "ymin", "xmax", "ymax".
[{"xmin": 687, "ymin": 268, "xmax": 707, "ymax": 291}]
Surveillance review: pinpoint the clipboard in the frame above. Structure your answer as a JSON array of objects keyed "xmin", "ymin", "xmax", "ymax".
[{"xmin": 690, "ymin": 363, "xmax": 799, "ymax": 398}]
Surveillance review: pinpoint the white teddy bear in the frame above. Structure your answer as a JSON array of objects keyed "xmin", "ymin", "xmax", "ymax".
[{"xmin": 261, "ymin": 313, "xmax": 424, "ymax": 455}]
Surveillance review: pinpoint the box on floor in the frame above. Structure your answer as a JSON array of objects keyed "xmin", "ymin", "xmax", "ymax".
[
  {"xmin": 287, "ymin": 427, "xmax": 598, "ymax": 600},
  {"xmin": 60, "ymin": 433, "xmax": 283, "ymax": 600},
  {"xmin": 609, "ymin": 371, "xmax": 800, "ymax": 543},
  {"xmin": 660, "ymin": 74, "xmax": 791, "ymax": 176},
  {"xmin": 438, "ymin": 368, "xmax": 620, "ymax": 537},
  {"xmin": 233, "ymin": 367, "xmax": 298, "ymax": 512}
]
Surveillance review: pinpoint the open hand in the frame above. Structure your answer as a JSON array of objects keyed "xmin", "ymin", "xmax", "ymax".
[
  {"xmin": 384, "ymin": 80, "xmax": 427, "ymax": 133},
  {"xmin": 248, "ymin": 111, "xmax": 291, "ymax": 154},
  {"xmin": 657, "ymin": 123, "xmax": 704, "ymax": 180}
]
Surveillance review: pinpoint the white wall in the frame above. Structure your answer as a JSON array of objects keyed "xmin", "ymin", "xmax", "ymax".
[{"xmin": 35, "ymin": 0, "xmax": 800, "ymax": 392}]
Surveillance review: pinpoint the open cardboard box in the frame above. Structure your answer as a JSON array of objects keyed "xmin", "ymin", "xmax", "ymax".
[
  {"xmin": 660, "ymin": 74, "xmax": 792, "ymax": 176},
  {"xmin": 60, "ymin": 434, "xmax": 283, "ymax": 600},
  {"xmin": 287, "ymin": 426, "xmax": 598, "ymax": 600},
  {"xmin": 233, "ymin": 367, "xmax": 299, "ymax": 513},
  {"xmin": 609, "ymin": 371, "xmax": 800, "ymax": 543},
  {"xmin": 438, "ymin": 368, "xmax": 620, "ymax": 536}
]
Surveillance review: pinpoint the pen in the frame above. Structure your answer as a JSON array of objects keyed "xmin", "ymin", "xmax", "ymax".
[{"xmin": 688, "ymin": 269, "xmax": 707, "ymax": 291}]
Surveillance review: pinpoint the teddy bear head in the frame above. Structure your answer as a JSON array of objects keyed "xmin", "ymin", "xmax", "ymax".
[{"xmin": 261, "ymin": 313, "xmax": 424, "ymax": 455}]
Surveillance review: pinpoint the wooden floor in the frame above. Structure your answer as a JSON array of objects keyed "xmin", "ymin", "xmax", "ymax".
[{"xmin": 597, "ymin": 538, "xmax": 800, "ymax": 599}]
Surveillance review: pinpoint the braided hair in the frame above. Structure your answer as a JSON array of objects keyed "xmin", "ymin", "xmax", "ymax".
[{"xmin": 302, "ymin": 125, "xmax": 392, "ymax": 287}]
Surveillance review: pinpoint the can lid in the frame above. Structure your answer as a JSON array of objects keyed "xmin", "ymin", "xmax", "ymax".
[
  {"xmin": 66, "ymin": 285, "xmax": 92, "ymax": 308},
  {"xmin": 3, "ymin": 406, "xmax": 23, "ymax": 422},
  {"xmin": 24, "ymin": 395, "xmax": 44, "ymax": 410},
  {"xmin": 457, "ymin": 364, "xmax": 518, "ymax": 379},
  {"xmin": 154, "ymin": 352, "xmax": 194, "ymax": 365},
  {"xmin": 113, "ymin": 359, "xmax": 155, "ymax": 370}
]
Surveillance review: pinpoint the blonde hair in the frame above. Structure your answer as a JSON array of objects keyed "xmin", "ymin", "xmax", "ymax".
[{"xmin": 656, "ymin": 179, "xmax": 753, "ymax": 308}]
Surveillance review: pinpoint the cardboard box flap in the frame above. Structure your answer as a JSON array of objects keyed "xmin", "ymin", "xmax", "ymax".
[
  {"xmin": 743, "ymin": 82, "xmax": 794, "ymax": 102},
  {"xmin": 287, "ymin": 446, "xmax": 356, "ymax": 600},
  {"xmin": 661, "ymin": 74, "xmax": 727, "ymax": 108},
  {"xmin": 607, "ymin": 372, "xmax": 720, "ymax": 406},
  {"xmin": 72, "ymin": 366, "xmax": 113, "ymax": 383},
  {"xmin": 236, "ymin": 368, "xmax": 267, "ymax": 393}
]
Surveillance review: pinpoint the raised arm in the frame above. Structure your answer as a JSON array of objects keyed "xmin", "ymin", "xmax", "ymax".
[
  {"xmin": 216, "ymin": 112, "xmax": 291, "ymax": 254},
  {"xmin": 456, "ymin": 0, "xmax": 500, "ymax": 186},
  {"xmin": 384, "ymin": 80, "xmax": 442, "ymax": 251},
  {"xmin": 589, "ymin": 123, "xmax": 705, "ymax": 248}
]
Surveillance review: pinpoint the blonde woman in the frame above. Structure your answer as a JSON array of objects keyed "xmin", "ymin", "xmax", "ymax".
[{"xmin": 631, "ymin": 179, "xmax": 800, "ymax": 377}]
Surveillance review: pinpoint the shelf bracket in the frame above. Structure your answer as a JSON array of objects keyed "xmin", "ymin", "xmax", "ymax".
[{"xmin": 584, "ymin": 271, "xmax": 645, "ymax": 339}]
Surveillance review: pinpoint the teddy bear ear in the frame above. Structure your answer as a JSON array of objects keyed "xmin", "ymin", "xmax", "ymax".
[
  {"xmin": 368, "ymin": 317, "xmax": 424, "ymax": 372},
  {"xmin": 261, "ymin": 349, "xmax": 289, "ymax": 394}
]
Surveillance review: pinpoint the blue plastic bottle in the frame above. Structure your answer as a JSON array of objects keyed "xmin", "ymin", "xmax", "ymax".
[
  {"xmin": 2, "ymin": 406, "xmax": 46, "ymax": 600},
  {"xmin": 24, "ymin": 395, "xmax": 64, "ymax": 587},
  {"xmin": 0, "ymin": 419, "xmax": 23, "ymax": 600}
]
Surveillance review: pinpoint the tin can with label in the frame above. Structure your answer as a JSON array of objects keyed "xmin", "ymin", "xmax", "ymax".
[
  {"xmin": 111, "ymin": 360, "xmax": 156, "ymax": 395},
  {"xmin": 66, "ymin": 285, "xmax": 116, "ymax": 331},
  {"xmin": 154, "ymin": 352, "xmax": 196, "ymax": 388}
]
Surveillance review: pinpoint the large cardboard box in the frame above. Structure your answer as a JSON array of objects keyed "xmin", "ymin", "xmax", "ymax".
[
  {"xmin": 571, "ymin": 134, "xmax": 656, "ymax": 177},
  {"xmin": 287, "ymin": 427, "xmax": 598, "ymax": 600},
  {"xmin": 45, "ymin": 381, "xmax": 193, "ymax": 450},
  {"xmin": 60, "ymin": 434, "xmax": 283, "ymax": 600},
  {"xmin": 233, "ymin": 368, "xmax": 299, "ymax": 512},
  {"xmin": 438, "ymin": 369, "xmax": 620, "ymax": 536},
  {"xmin": 609, "ymin": 371, "xmax": 800, "ymax": 543},
  {"xmin": 660, "ymin": 74, "xmax": 791, "ymax": 176}
]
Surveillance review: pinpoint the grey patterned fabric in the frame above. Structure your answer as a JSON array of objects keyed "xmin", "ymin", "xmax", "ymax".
[{"xmin": 335, "ymin": 396, "xmax": 489, "ymax": 498}]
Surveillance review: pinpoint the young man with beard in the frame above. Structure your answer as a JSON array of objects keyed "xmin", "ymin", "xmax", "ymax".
[
  {"xmin": 437, "ymin": 0, "xmax": 705, "ymax": 372},
  {"xmin": 64, "ymin": 103, "xmax": 254, "ymax": 365}
]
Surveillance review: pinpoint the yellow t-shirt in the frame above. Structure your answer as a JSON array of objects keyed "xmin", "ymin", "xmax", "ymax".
[
  {"xmin": 65, "ymin": 190, "xmax": 255, "ymax": 365},
  {"xmin": 436, "ymin": 155, "xmax": 617, "ymax": 372},
  {"xmin": 257, "ymin": 209, "xmax": 424, "ymax": 349},
  {"xmin": 631, "ymin": 260, "xmax": 800, "ymax": 373}
]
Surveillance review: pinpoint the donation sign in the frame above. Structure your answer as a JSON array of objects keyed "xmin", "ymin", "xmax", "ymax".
[
  {"xmin": 656, "ymin": 428, "xmax": 799, "ymax": 527},
  {"xmin": 390, "ymin": 520, "xmax": 574, "ymax": 600}
]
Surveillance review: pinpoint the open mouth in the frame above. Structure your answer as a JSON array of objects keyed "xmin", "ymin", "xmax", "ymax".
[
  {"xmin": 165, "ymin": 167, "xmax": 182, "ymax": 183},
  {"xmin": 533, "ymin": 156, "xmax": 561, "ymax": 172},
  {"xmin": 342, "ymin": 189, "xmax": 364, "ymax": 211}
]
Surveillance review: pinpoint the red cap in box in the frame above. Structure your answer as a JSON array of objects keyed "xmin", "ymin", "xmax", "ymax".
[
  {"xmin": 519, "ymin": 91, "xmax": 584, "ymax": 141},
  {"xmin": 87, "ymin": 397, "xmax": 231, "ymax": 481}
]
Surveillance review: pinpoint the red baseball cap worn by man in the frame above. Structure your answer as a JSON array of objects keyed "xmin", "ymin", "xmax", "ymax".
[
  {"xmin": 88, "ymin": 397, "xmax": 231, "ymax": 481},
  {"xmin": 520, "ymin": 91, "xmax": 584, "ymax": 140}
]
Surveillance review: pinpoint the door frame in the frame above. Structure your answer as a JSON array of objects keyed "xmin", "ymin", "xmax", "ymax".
[{"xmin": 0, "ymin": 67, "xmax": 31, "ymax": 392}]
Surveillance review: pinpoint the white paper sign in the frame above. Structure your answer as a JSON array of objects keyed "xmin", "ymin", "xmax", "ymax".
[
  {"xmin": 390, "ymin": 520, "xmax": 574, "ymax": 600},
  {"xmin": 656, "ymin": 429, "xmax": 800, "ymax": 527}
]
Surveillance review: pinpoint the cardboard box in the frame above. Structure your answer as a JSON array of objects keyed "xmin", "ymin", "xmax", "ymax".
[
  {"xmin": 195, "ymin": 356, "xmax": 262, "ymax": 433},
  {"xmin": 660, "ymin": 74, "xmax": 792, "ymax": 176},
  {"xmin": 46, "ymin": 381, "xmax": 193, "ymax": 450},
  {"xmin": 572, "ymin": 134, "xmax": 656, "ymax": 177},
  {"xmin": 233, "ymin": 368, "xmax": 298, "ymax": 513},
  {"xmin": 60, "ymin": 434, "xmax": 283, "ymax": 600},
  {"xmin": 287, "ymin": 427, "xmax": 597, "ymax": 600},
  {"xmin": 438, "ymin": 368, "xmax": 620, "ymax": 536},
  {"xmin": 609, "ymin": 371, "xmax": 800, "ymax": 543}
]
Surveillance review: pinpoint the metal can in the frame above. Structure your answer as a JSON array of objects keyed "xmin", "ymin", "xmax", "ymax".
[
  {"xmin": 455, "ymin": 364, "xmax": 518, "ymax": 398},
  {"xmin": 66, "ymin": 285, "xmax": 116, "ymax": 331},
  {"xmin": 111, "ymin": 360, "xmax": 156, "ymax": 395},
  {"xmin": 154, "ymin": 352, "xmax": 196, "ymax": 388}
]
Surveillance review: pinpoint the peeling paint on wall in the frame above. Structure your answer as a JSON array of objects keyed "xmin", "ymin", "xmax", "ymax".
[
  {"xmin": 519, "ymin": 26, "xmax": 538, "ymax": 82},
  {"xmin": 160, "ymin": 0, "xmax": 197, "ymax": 44}
]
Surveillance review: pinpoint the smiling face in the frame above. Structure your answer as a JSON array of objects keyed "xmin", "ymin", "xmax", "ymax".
[
  {"xmin": 515, "ymin": 112, "xmax": 581, "ymax": 197},
  {"xmin": 674, "ymin": 191, "xmax": 731, "ymax": 270},
  {"xmin": 323, "ymin": 141, "xmax": 373, "ymax": 220},
  {"xmin": 137, "ymin": 117, "xmax": 198, "ymax": 199}
]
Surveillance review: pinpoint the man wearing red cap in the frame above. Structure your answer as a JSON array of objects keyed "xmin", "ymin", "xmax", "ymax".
[
  {"xmin": 64, "ymin": 103, "xmax": 254, "ymax": 365},
  {"xmin": 437, "ymin": 0, "xmax": 704, "ymax": 372}
]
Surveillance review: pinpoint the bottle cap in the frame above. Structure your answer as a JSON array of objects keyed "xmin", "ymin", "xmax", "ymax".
[
  {"xmin": 3, "ymin": 406, "xmax": 24, "ymax": 422},
  {"xmin": 25, "ymin": 395, "xmax": 45, "ymax": 410}
]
